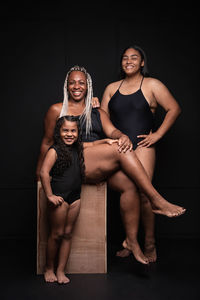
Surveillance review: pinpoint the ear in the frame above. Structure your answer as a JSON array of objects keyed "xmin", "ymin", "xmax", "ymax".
[{"xmin": 141, "ymin": 60, "xmax": 144, "ymax": 67}]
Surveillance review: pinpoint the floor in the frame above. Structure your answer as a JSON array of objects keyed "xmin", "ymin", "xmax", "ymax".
[{"xmin": 1, "ymin": 238, "xmax": 199, "ymax": 300}]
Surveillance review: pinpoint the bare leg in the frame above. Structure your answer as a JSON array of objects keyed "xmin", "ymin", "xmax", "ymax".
[
  {"xmin": 44, "ymin": 202, "xmax": 69, "ymax": 283},
  {"xmin": 84, "ymin": 143, "xmax": 186, "ymax": 217},
  {"xmin": 135, "ymin": 146, "xmax": 157, "ymax": 262},
  {"xmin": 108, "ymin": 171, "xmax": 149, "ymax": 264},
  {"xmin": 56, "ymin": 199, "xmax": 81, "ymax": 284}
]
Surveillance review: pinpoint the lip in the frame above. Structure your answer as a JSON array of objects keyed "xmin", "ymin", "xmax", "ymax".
[
  {"xmin": 72, "ymin": 91, "xmax": 82, "ymax": 96},
  {"xmin": 64, "ymin": 138, "xmax": 74, "ymax": 142},
  {"xmin": 125, "ymin": 65, "xmax": 134, "ymax": 69}
]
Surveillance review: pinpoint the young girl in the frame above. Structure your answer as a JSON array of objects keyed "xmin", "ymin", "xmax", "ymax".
[{"xmin": 40, "ymin": 115, "xmax": 117, "ymax": 284}]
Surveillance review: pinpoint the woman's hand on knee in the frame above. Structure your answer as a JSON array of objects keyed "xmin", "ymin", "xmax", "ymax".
[
  {"xmin": 118, "ymin": 135, "xmax": 133, "ymax": 153},
  {"xmin": 106, "ymin": 138, "xmax": 119, "ymax": 145}
]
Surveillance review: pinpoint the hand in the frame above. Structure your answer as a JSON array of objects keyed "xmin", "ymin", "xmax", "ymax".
[
  {"xmin": 118, "ymin": 134, "xmax": 133, "ymax": 153},
  {"xmin": 137, "ymin": 132, "xmax": 161, "ymax": 148},
  {"xmin": 92, "ymin": 97, "xmax": 100, "ymax": 108},
  {"xmin": 47, "ymin": 194, "xmax": 64, "ymax": 206},
  {"xmin": 106, "ymin": 139, "xmax": 119, "ymax": 145}
]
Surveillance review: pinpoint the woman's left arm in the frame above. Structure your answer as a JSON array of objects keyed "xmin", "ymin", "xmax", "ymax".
[{"xmin": 137, "ymin": 79, "xmax": 181, "ymax": 148}]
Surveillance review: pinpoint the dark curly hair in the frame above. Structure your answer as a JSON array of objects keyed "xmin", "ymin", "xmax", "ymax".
[{"xmin": 51, "ymin": 115, "xmax": 85, "ymax": 181}]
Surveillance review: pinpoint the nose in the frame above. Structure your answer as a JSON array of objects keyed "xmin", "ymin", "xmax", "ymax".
[
  {"xmin": 66, "ymin": 131, "xmax": 73, "ymax": 136},
  {"xmin": 74, "ymin": 82, "xmax": 80, "ymax": 89}
]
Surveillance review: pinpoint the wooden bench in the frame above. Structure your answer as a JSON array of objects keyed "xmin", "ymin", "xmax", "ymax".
[{"xmin": 37, "ymin": 181, "xmax": 107, "ymax": 274}]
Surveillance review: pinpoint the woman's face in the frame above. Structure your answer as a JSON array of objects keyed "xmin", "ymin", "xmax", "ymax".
[
  {"xmin": 67, "ymin": 71, "xmax": 87, "ymax": 101},
  {"xmin": 60, "ymin": 120, "xmax": 78, "ymax": 145},
  {"xmin": 121, "ymin": 48, "xmax": 144, "ymax": 76}
]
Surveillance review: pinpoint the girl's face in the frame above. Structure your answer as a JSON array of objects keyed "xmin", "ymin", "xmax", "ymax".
[
  {"xmin": 67, "ymin": 71, "xmax": 87, "ymax": 101},
  {"xmin": 121, "ymin": 48, "xmax": 144, "ymax": 76},
  {"xmin": 60, "ymin": 120, "xmax": 78, "ymax": 145}
]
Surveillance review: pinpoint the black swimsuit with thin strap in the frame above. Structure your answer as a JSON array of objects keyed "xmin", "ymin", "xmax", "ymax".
[
  {"xmin": 50, "ymin": 145, "xmax": 82, "ymax": 205},
  {"xmin": 108, "ymin": 77, "xmax": 155, "ymax": 150}
]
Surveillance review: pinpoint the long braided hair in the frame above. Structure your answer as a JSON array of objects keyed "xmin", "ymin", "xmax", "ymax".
[
  {"xmin": 51, "ymin": 115, "xmax": 85, "ymax": 181},
  {"xmin": 59, "ymin": 65, "xmax": 93, "ymax": 137}
]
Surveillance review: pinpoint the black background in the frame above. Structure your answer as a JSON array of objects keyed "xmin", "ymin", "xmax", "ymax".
[{"xmin": 0, "ymin": 1, "xmax": 199, "ymax": 247}]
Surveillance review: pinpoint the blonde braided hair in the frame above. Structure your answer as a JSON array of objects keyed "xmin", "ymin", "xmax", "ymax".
[{"xmin": 59, "ymin": 66, "xmax": 93, "ymax": 136}]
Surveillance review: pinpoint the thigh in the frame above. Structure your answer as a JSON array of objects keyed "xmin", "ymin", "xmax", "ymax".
[
  {"xmin": 64, "ymin": 199, "xmax": 81, "ymax": 232},
  {"xmin": 48, "ymin": 202, "xmax": 69, "ymax": 232},
  {"xmin": 84, "ymin": 143, "xmax": 119, "ymax": 183},
  {"xmin": 135, "ymin": 146, "xmax": 156, "ymax": 179}
]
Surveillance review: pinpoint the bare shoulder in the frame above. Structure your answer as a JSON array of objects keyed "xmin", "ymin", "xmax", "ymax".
[
  {"xmin": 104, "ymin": 80, "xmax": 122, "ymax": 96},
  {"xmin": 48, "ymin": 102, "xmax": 62, "ymax": 113},
  {"xmin": 45, "ymin": 102, "xmax": 62, "ymax": 118},
  {"xmin": 144, "ymin": 77, "xmax": 166, "ymax": 90}
]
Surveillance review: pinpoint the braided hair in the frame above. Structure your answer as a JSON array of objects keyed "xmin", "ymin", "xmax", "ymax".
[
  {"xmin": 51, "ymin": 115, "xmax": 85, "ymax": 181},
  {"xmin": 59, "ymin": 65, "xmax": 93, "ymax": 137}
]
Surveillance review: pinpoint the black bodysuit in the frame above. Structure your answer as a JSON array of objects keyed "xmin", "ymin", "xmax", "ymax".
[
  {"xmin": 80, "ymin": 108, "xmax": 105, "ymax": 142},
  {"xmin": 50, "ymin": 145, "xmax": 82, "ymax": 204},
  {"xmin": 108, "ymin": 78, "xmax": 154, "ymax": 149}
]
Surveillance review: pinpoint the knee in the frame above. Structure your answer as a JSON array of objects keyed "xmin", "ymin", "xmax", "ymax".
[
  {"xmin": 50, "ymin": 231, "xmax": 64, "ymax": 242},
  {"xmin": 121, "ymin": 183, "xmax": 138, "ymax": 196},
  {"xmin": 140, "ymin": 192, "xmax": 150, "ymax": 205},
  {"xmin": 62, "ymin": 228, "xmax": 73, "ymax": 241}
]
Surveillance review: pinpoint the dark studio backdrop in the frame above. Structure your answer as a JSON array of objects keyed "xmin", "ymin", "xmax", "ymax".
[{"xmin": 0, "ymin": 1, "xmax": 199, "ymax": 253}]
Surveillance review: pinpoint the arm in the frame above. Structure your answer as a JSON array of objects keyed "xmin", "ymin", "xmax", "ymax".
[
  {"xmin": 138, "ymin": 79, "xmax": 181, "ymax": 147},
  {"xmin": 36, "ymin": 104, "xmax": 61, "ymax": 180},
  {"xmin": 98, "ymin": 108, "xmax": 133, "ymax": 152},
  {"xmin": 83, "ymin": 138, "xmax": 118, "ymax": 149},
  {"xmin": 40, "ymin": 148, "xmax": 64, "ymax": 206},
  {"xmin": 101, "ymin": 85, "xmax": 112, "ymax": 117}
]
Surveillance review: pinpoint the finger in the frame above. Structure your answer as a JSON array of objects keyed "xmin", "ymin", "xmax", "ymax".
[
  {"xmin": 137, "ymin": 140, "xmax": 149, "ymax": 147},
  {"xmin": 137, "ymin": 135, "xmax": 147, "ymax": 138},
  {"xmin": 123, "ymin": 145, "xmax": 130, "ymax": 153},
  {"xmin": 137, "ymin": 140, "xmax": 147, "ymax": 146}
]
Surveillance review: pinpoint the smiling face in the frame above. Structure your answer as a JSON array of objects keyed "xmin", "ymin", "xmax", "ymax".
[
  {"xmin": 67, "ymin": 71, "xmax": 87, "ymax": 102},
  {"xmin": 60, "ymin": 120, "xmax": 78, "ymax": 145},
  {"xmin": 121, "ymin": 48, "xmax": 144, "ymax": 76}
]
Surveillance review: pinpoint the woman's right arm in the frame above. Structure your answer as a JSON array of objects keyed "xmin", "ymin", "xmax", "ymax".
[
  {"xmin": 36, "ymin": 104, "xmax": 61, "ymax": 181},
  {"xmin": 101, "ymin": 84, "xmax": 112, "ymax": 116},
  {"xmin": 40, "ymin": 148, "xmax": 64, "ymax": 206}
]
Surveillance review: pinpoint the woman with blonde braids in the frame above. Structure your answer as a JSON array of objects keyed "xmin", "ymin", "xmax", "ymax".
[{"xmin": 36, "ymin": 66, "xmax": 186, "ymax": 265}]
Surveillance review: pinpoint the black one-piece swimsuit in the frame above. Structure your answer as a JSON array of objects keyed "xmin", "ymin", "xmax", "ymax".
[
  {"xmin": 108, "ymin": 78, "xmax": 155, "ymax": 150},
  {"xmin": 50, "ymin": 145, "xmax": 82, "ymax": 205}
]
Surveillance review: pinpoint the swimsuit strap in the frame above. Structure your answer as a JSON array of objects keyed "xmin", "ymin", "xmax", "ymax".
[
  {"xmin": 118, "ymin": 80, "xmax": 124, "ymax": 90},
  {"xmin": 140, "ymin": 76, "xmax": 144, "ymax": 89}
]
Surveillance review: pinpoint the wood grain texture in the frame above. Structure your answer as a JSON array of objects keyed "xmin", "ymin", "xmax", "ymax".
[{"xmin": 37, "ymin": 182, "xmax": 107, "ymax": 274}]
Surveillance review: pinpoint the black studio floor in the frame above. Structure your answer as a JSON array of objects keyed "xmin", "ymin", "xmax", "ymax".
[{"xmin": 1, "ymin": 238, "xmax": 200, "ymax": 300}]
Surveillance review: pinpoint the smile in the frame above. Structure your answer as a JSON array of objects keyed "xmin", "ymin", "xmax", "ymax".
[{"xmin": 72, "ymin": 91, "xmax": 82, "ymax": 96}]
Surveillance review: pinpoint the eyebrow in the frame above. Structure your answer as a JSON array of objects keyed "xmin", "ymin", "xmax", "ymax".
[{"xmin": 123, "ymin": 54, "xmax": 139, "ymax": 57}]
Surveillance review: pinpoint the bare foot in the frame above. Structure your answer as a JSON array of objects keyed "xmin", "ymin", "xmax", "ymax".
[
  {"xmin": 44, "ymin": 269, "xmax": 57, "ymax": 283},
  {"xmin": 151, "ymin": 197, "xmax": 186, "ymax": 217},
  {"xmin": 116, "ymin": 248, "xmax": 131, "ymax": 258},
  {"xmin": 122, "ymin": 240, "xmax": 149, "ymax": 264},
  {"xmin": 144, "ymin": 242, "xmax": 157, "ymax": 263},
  {"xmin": 56, "ymin": 271, "xmax": 70, "ymax": 284}
]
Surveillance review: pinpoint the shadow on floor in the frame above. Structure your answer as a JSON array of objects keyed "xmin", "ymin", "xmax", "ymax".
[{"xmin": 1, "ymin": 238, "xmax": 200, "ymax": 300}]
